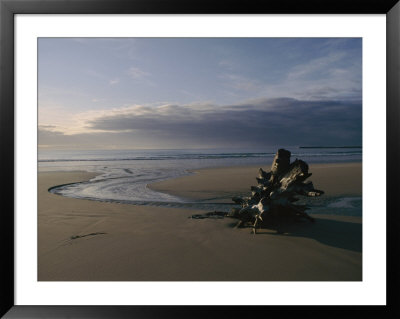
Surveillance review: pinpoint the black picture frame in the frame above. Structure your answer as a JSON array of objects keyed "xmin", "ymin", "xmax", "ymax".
[{"xmin": 1, "ymin": 0, "xmax": 399, "ymax": 318}]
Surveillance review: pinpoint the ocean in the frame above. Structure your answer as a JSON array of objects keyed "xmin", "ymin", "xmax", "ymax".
[{"xmin": 39, "ymin": 147, "xmax": 362, "ymax": 216}]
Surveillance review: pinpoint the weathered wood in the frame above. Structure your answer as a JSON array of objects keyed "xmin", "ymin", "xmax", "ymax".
[
  {"xmin": 271, "ymin": 148, "xmax": 291, "ymax": 177},
  {"xmin": 232, "ymin": 149, "xmax": 324, "ymax": 234}
]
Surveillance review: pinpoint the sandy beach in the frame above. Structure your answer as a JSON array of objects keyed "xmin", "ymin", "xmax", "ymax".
[
  {"xmin": 149, "ymin": 162, "xmax": 362, "ymax": 202},
  {"xmin": 38, "ymin": 163, "xmax": 362, "ymax": 281}
]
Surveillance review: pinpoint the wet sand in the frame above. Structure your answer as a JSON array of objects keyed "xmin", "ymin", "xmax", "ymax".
[
  {"xmin": 149, "ymin": 162, "xmax": 362, "ymax": 201},
  {"xmin": 38, "ymin": 163, "xmax": 362, "ymax": 281}
]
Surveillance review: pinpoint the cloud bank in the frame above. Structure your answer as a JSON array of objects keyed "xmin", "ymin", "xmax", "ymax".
[{"xmin": 39, "ymin": 97, "xmax": 361, "ymax": 149}]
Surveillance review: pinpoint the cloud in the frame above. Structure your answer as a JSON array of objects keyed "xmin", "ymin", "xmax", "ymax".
[
  {"xmin": 287, "ymin": 52, "xmax": 347, "ymax": 80},
  {"xmin": 128, "ymin": 67, "xmax": 150, "ymax": 79},
  {"xmin": 215, "ymin": 49, "xmax": 361, "ymax": 102},
  {"xmin": 218, "ymin": 60, "xmax": 236, "ymax": 70},
  {"xmin": 109, "ymin": 78, "xmax": 120, "ymax": 85},
  {"xmin": 38, "ymin": 98, "xmax": 361, "ymax": 149},
  {"xmin": 220, "ymin": 73, "xmax": 261, "ymax": 92},
  {"xmin": 38, "ymin": 124, "xmax": 59, "ymax": 132},
  {"xmin": 85, "ymin": 69, "xmax": 107, "ymax": 79}
]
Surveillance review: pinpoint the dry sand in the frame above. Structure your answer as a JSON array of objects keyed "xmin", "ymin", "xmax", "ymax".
[{"xmin": 38, "ymin": 163, "xmax": 362, "ymax": 281}]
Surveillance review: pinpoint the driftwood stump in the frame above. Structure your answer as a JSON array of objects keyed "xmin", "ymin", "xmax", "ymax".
[{"xmin": 230, "ymin": 149, "xmax": 324, "ymax": 234}]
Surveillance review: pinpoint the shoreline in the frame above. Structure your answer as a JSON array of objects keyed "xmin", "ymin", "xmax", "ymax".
[
  {"xmin": 38, "ymin": 167, "xmax": 362, "ymax": 281},
  {"xmin": 43, "ymin": 161, "xmax": 361, "ymax": 203},
  {"xmin": 148, "ymin": 162, "xmax": 362, "ymax": 201},
  {"xmin": 42, "ymin": 162, "xmax": 362, "ymax": 217}
]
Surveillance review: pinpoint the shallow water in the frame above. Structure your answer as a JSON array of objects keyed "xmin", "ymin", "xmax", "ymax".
[{"xmin": 42, "ymin": 147, "xmax": 362, "ymax": 216}]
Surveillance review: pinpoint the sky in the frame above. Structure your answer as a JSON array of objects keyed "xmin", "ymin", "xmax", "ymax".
[{"xmin": 38, "ymin": 38, "xmax": 362, "ymax": 150}]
